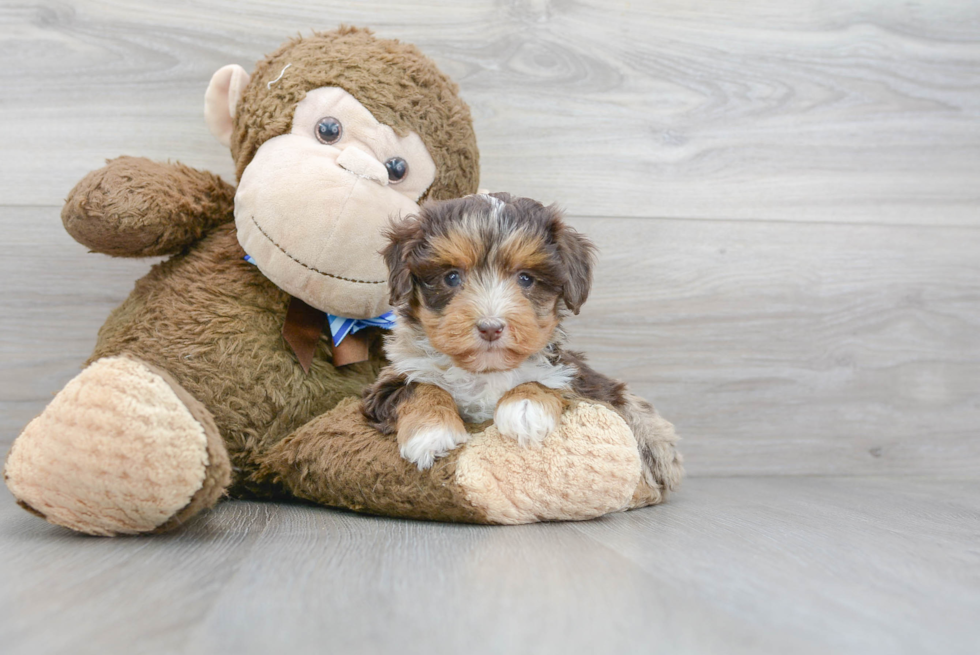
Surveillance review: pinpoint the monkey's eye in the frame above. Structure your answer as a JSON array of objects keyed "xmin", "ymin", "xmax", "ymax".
[
  {"xmin": 444, "ymin": 270, "xmax": 462, "ymax": 287},
  {"xmin": 517, "ymin": 272, "xmax": 534, "ymax": 288},
  {"xmin": 385, "ymin": 157, "xmax": 409, "ymax": 184},
  {"xmin": 314, "ymin": 117, "xmax": 343, "ymax": 145}
]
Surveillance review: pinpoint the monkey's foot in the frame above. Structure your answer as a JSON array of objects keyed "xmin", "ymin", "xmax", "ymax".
[{"xmin": 4, "ymin": 356, "xmax": 231, "ymax": 536}]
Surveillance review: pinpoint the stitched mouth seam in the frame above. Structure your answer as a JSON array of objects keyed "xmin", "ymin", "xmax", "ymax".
[{"xmin": 248, "ymin": 214, "xmax": 386, "ymax": 285}]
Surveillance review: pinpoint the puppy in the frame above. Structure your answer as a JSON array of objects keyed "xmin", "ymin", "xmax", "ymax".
[{"xmin": 363, "ymin": 193, "xmax": 682, "ymax": 497}]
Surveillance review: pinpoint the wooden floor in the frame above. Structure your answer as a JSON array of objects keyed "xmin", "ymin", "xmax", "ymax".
[
  {"xmin": 2, "ymin": 477, "xmax": 978, "ymax": 655},
  {"xmin": 2, "ymin": 1, "xmax": 979, "ymax": 653}
]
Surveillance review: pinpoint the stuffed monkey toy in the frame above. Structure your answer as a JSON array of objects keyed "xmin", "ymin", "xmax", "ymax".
[{"xmin": 4, "ymin": 28, "xmax": 682, "ymax": 536}]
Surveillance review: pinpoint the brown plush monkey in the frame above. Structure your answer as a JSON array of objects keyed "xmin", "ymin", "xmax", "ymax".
[{"xmin": 4, "ymin": 28, "xmax": 681, "ymax": 536}]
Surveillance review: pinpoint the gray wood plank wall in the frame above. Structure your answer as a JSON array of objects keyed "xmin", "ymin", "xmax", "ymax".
[{"xmin": 1, "ymin": 0, "xmax": 978, "ymax": 477}]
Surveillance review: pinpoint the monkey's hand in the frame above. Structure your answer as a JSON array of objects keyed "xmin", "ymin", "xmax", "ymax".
[{"xmin": 62, "ymin": 156, "xmax": 236, "ymax": 257}]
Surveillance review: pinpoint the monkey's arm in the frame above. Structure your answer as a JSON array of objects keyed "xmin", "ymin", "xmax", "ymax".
[{"xmin": 62, "ymin": 156, "xmax": 236, "ymax": 257}]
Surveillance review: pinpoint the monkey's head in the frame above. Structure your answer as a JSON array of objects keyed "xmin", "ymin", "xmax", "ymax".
[{"xmin": 204, "ymin": 27, "xmax": 479, "ymax": 318}]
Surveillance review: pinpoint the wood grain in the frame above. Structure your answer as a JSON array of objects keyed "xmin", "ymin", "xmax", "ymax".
[
  {"xmin": 572, "ymin": 476, "xmax": 980, "ymax": 655},
  {"xmin": 183, "ymin": 504, "xmax": 812, "ymax": 655},
  {"xmin": 0, "ymin": 1, "xmax": 978, "ymax": 223},
  {"xmin": 564, "ymin": 215, "xmax": 980, "ymax": 477},
  {"xmin": 0, "ymin": 491, "xmax": 269, "ymax": 654},
  {"xmin": 0, "ymin": 207, "xmax": 158, "ymax": 442},
  {"xmin": 2, "ymin": 4, "xmax": 979, "ymax": 653},
  {"xmin": 2, "ymin": 477, "xmax": 977, "ymax": 654}
]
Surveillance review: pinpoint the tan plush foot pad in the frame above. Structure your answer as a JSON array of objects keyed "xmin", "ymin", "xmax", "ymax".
[
  {"xmin": 4, "ymin": 356, "xmax": 225, "ymax": 536},
  {"xmin": 258, "ymin": 398, "xmax": 644, "ymax": 525},
  {"xmin": 455, "ymin": 402, "xmax": 641, "ymax": 524}
]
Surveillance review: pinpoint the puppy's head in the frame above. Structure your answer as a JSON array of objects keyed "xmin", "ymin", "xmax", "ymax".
[{"xmin": 384, "ymin": 193, "xmax": 596, "ymax": 372}]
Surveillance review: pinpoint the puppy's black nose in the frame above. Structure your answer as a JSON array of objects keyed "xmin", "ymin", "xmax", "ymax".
[{"xmin": 476, "ymin": 318, "xmax": 506, "ymax": 342}]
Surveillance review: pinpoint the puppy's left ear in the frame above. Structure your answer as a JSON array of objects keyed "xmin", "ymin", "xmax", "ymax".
[{"xmin": 549, "ymin": 208, "xmax": 597, "ymax": 314}]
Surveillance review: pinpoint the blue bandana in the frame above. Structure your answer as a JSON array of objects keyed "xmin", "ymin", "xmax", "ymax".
[
  {"xmin": 326, "ymin": 312, "xmax": 396, "ymax": 347},
  {"xmin": 245, "ymin": 254, "xmax": 396, "ymax": 346}
]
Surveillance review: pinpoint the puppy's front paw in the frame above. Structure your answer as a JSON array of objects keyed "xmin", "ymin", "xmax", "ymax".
[
  {"xmin": 494, "ymin": 398, "xmax": 560, "ymax": 447},
  {"xmin": 399, "ymin": 424, "xmax": 468, "ymax": 470}
]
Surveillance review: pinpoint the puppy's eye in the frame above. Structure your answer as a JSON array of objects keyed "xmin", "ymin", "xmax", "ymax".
[
  {"xmin": 444, "ymin": 271, "xmax": 462, "ymax": 287},
  {"xmin": 517, "ymin": 272, "xmax": 534, "ymax": 288},
  {"xmin": 385, "ymin": 157, "xmax": 409, "ymax": 184},
  {"xmin": 315, "ymin": 117, "xmax": 343, "ymax": 145}
]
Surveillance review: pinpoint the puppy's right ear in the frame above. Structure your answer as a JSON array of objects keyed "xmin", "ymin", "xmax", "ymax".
[
  {"xmin": 382, "ymin": 216, "xmax": 425, "ymax": 307},
  {"xmin": 547, "ymin": 207, "xmax": 597, "ymax": 315}
]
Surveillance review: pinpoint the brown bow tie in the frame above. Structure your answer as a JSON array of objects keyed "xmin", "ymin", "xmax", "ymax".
[{"xmin": 281, "ymin": 296, "xmax": 369, "ymax": 372}]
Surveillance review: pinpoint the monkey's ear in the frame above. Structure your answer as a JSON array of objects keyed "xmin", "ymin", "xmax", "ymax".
[
  {"xmin": 204, "ymin": 64, "xmax": 251, "ymax": 148},
  {"xmin": 550, "ymin": 209, "xmax": 597, "ymax": 315},
  {"xmin": 382, "ymin": 217, "xmax": 425, "ymax": 307}
]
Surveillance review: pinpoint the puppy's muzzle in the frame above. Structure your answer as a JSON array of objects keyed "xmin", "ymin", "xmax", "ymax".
[{"xmin": 476, "ymin": 318, "xmax": 506, "ymax": 342}]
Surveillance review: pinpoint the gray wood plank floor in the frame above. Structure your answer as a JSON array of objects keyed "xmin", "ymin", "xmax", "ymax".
[
  {"xmin": 2, "ymin": 477, "xmax": 978, "ymax": 655},
  {"xmin": 1, "ymin": 1, "xmax": 979, "ymax": 223},
  {"xmin": 1, "ymin": 2, "xmax": 978, "ymax": 654}
]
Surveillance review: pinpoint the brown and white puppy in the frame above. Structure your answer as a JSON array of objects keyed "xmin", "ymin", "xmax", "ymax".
[{"xmin": 363, "ymin": 193, "xmax": 679, "ymax": 486}]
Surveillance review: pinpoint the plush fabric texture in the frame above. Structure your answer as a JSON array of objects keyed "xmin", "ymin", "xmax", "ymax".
[
  {"xmin": 86, "ymin": 221, "xmax": 387, "ymax": 498},
  {"xmin": 256, "ymin": 397, "xmax": 487, "ymax": 523},
  {"xmin": 146, "ymin": 359, "xmax": 233, "ymax": 533},
  {"xmin": 204, "ymin": 64, "xmax": 251, "ymax": 147},
  {"xmin": 234, "ymin": 132, "xmax": 422, "ymax": 317},
  {"xmin": 256, "ymin": 398, "xmax": 647, "ymax": 524},
  {"xmin": 62, "ymin": 156, "xmax": 236, "ymax": 258},
  {"xmin": 455, "ymin": 401, "xmax": 641, "ymax": 524},
  {"xmin": 232, "ymin": 26, "xmax": 480, "ymax": 201},
  {"xmin": 3, "ymin": 356, "xmax": 228, "ymax": 536}
]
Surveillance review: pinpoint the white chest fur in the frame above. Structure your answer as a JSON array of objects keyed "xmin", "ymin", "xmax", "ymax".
[{"xmin": 386, "ymin": 327, "xmax": 575, "ymax": 423}]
